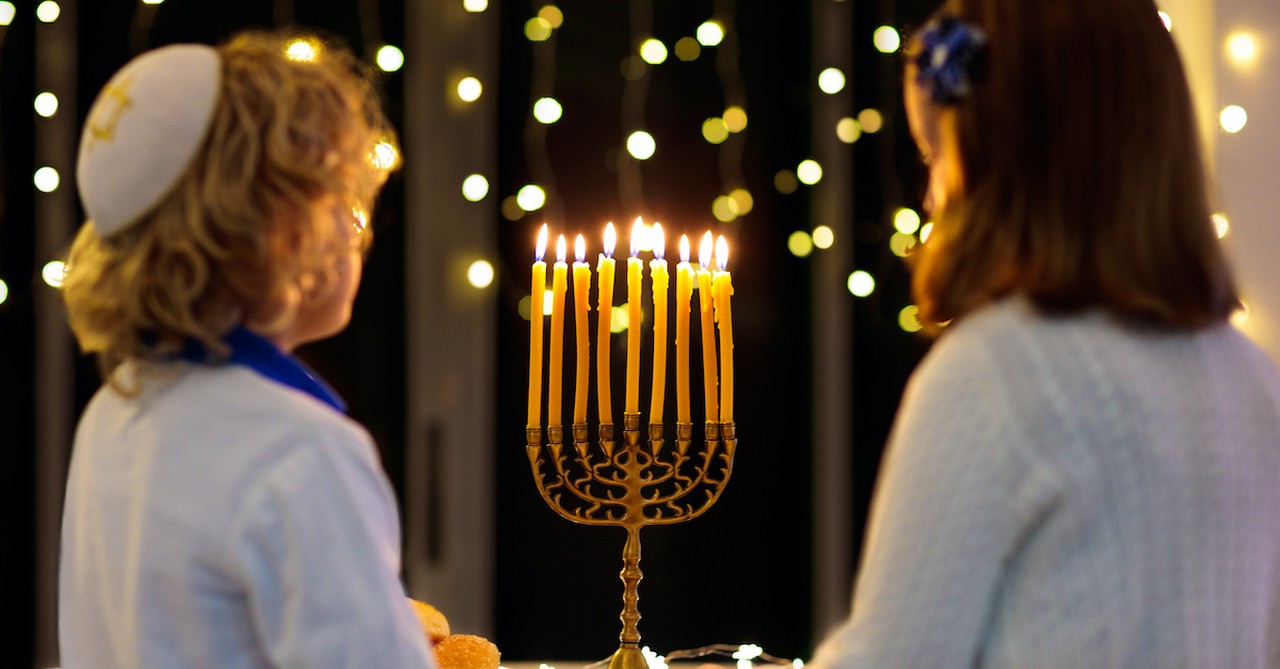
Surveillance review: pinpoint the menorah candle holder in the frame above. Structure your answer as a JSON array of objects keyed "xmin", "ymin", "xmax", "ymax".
[{"xmin": 525, "ymin": 413, "xmax": 738, "ymax": 669}]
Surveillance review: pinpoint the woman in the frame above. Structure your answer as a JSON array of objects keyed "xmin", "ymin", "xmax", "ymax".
[{"xmin": 808, "ymin": 0, "xmax": 1280, "ymax": 666}]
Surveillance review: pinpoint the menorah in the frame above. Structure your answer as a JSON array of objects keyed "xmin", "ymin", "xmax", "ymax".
[
  {"xmin": 524, "ymin": 415, "xmax": 737, "ymax": 669},
  {"xmin": 525, "ymin": 220, "xmax": 737, "ymax": 669}
]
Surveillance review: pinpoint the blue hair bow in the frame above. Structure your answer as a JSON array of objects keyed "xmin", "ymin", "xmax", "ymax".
[{"xmin": 915, "ymin": 15, "xmax": 987, "ymax": 104}]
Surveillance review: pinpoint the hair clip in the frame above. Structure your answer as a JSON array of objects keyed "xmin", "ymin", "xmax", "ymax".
[{"xmin": 915, "ymin": 15, "xmax": 987, "ymax": 104}]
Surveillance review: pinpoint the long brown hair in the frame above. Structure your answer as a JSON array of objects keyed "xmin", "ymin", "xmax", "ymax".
[{"xmin": 909, "ymin": 0, "xmax": 1238, "ymax": 329}]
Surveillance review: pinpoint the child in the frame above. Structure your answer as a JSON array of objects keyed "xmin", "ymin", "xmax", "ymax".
[
  {"xmin": 808, "ymin": 0, "xmax": 1280, "ymax": 667},
  {"xmin": 59, "ymin": 31, "xmax": 436, "ymax": 668}
]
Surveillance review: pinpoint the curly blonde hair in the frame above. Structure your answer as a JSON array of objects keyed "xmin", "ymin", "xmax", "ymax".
[{"xmin": 63, "ymin": 30, "xmax": 397, "ymax": 383}]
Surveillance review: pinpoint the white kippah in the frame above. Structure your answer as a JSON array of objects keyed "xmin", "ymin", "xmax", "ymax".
[{"xmin": 76, "ymin": 44, "xmax": 221, "ymax": 237}]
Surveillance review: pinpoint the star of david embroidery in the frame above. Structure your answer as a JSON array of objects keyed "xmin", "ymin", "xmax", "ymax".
[{"xmin": 85, "ymin": 77, "xmax": 135, "ymax": 152}]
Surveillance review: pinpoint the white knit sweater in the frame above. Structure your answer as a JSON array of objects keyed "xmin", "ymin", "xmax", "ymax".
[{"xmin": 809, "ymin": 296, "xmax": 1280, "ymax": 668}]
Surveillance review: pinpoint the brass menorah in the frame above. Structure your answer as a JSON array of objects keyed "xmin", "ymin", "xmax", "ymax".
[{"xmin": 525, "ymin": 413, "xmax": 737, "ymax": 669}]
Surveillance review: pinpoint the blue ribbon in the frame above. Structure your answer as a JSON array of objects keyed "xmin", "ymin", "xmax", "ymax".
[{"xmin": 182, "ymin": 325, "xmax": 347, "ymax": 413}]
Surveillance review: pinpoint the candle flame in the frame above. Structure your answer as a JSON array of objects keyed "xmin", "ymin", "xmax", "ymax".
[
  {"xmin": 652, "ymin": 223, "xmax": 665, "ymax": 260},
  {"xmin": 679, "ymin": 234, "xmax": 691, "ymax": 263},
  {"xmin": 699, "ymin": 231, "xmax": 714, "ymax": 268},
  {"xmin": 556, "ymin": 234, "xmax": 567, "ymax": 263},
  {"xmin": 575, "ymin": 234, "xmax": 586, "ymax": 263},
  {"xmin": 604, "ymin": 222, "xmax": 617, "ymax": 258},
  {"xmin": 536, "ymin": 224, "xmax": 548, "ymax": 261},
  {"xmin": 630, "ymin": 216, "xmax": 644, "ymax": 257},
  {"xmin": 716, "ymin": 235, "xmax": 729, "ymax": 270}
]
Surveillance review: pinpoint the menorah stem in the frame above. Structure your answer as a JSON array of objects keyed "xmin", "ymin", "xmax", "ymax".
[{"xmin": 609, "ymin": 525, "xmax": 646, "ymax": 669}]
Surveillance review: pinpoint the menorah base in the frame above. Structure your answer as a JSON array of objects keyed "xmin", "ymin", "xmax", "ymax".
[{"xmin": 608, "ymin": 645, "xmax": 648, "ymax": 669}]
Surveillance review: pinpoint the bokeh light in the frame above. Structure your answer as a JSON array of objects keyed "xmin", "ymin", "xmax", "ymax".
[
  {"xmin": 0, "ymin": 2, "xmax": 15, "ymax": 25},
  {"xmin": 457, "ymin": 76, "xmax": 483, "ymax": 102},
  {"xmin": 626, "ymin": 131, "xmax": 656, "ymax": 160},
  {"xmin": 0, "ymin": 278, "xmax": 7, "ymax": 304},
  {"xmin": 376, "ymin": 45, "xmax": 404, "ymax": 72},
  {"xmin": 873, "ymin": 25, "xmax": 901, "ymax": 53},
  {"xmin": 899, "ymin": 305, "xmax": 923, "ymax": 333},
  {"xmin": 1158, "ymin": 11, "xmax": 1172, "ymax": 31},
  {"xmin": 712, "ymin": 195, "xmax": 739, "ymax": 223},
  {"xmin": 640, "ymin": 38, "xmax": 668, "ymax": 65},
  {"xmin": 516, "ymin": 184, "xmax": 547, "ymax": 212},
  {"xmin": 723, "ymin": 106, "xmax": 748, "ymax": 133},
  {"xmin": 817, "ymin": 67, "xmax": 846, "ymax": 94},
  {"xmin": 286, "ymin": 39, "xmax": 318, "ymax": 62},
  {"xmin": 467, "ymin": 260, "xmax": 495, "ymax": 288},
  {"xmin": 674, "ymin": 37, "xmax": 701, "ymax": 61},
  {"xmin": 893, "ymin": 207, "xmax": 921, "ymax": 235},
  {"xmin": 1231, "ymin": 299, "xmax": 1250, "ymax": 328},
  {"xmin": 462, "ymin": 174, "xmax": 490, "ymax": 202},
  {"xmin": 836, "ymin": 117, "xmax": 861, "ymax": 143},
  {"xmin": 42, "ymin": 260, "xmax": 67, "ymax": 288},
  {"xmin": 463, "ymin": 0, "xmax": 488, "ymax": 12},
  {"xmin": 34, "ymin": 92, "xmax": 58, "ymax": 118},
  {"xmin": 539, "ymin": 5, "xmax": 564, "ymax": 28},
  {"xmin": 35, "ymin": 1, "xmax": 58, "ymax": 23},
  {"xmin": 788, "ymin": 231, "xmax": 814, "ymax": 258},
  {"xmin": 34, "ymin": 166, "xmax": 59, "ymax": 193},
  {"xmin": 797, "ymin": 159, "xmax": 823, "ymax": 186},
  {"xmin": 696, "ymin": 20, "xmax": 725, "ymax": 47},
  {"xmin": 889, "ymin": 231, "xmax": 917, "ymax": 257},
  {"xmin": 857, "ymin": 108, "xmax": 884, "ymax": 133},
  {"xmin": 533, "ymin": 97, "xmax": 563, "ymax": 124},
  {"xmin": 1225, "ymin": 32, "xmax": 1259, "ymax": 67},
  {"xmin": 1220, "ymin": 105, "xmax": 1247, "ymax": 133},
  {"xmin": 371, "ymin": 141, "xmax": 399, "ymax": 170},
  {"xmin": 812, "ymin": 225, "xmax": 835, "ymax": 249},
  {"xmin": 1211, "ymin": 212, "xmax": 1229, "ymax": 239},
  {"xmin": 702, "ymin": 117, "xmax": 729, "ymax": 144},
  {"xmin": 774, "ymin": 170, "xmax": 799, "ymax": 194},
  {"xmin": 847, "ymin": 270, "xmax": 875, "ymax": 297},
  {"xmin": 525, "ymin": 17, "xmax": 553, "ymax": 42},
  {"xmin": 729, "ymin": 188, "xmax": 753, "ymax": 215}
]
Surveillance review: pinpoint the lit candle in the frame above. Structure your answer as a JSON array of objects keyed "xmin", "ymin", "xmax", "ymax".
[
  {"xmin": 696, "ymin": 231, "xmax": 718, "ymax": 423},
  {"xmin": 675, "ymin": 235, "xmax": 693, "ymax": 424},
  {"xmin": 548, "ymin": 234, "xmax": 568, "ymax": 428},
  {"xmin": 572, "ymin": 234, "xmax": 591, "ymax": 425},
  {"xmin": 596, "ymin": 223, "xmax": 617, "ymax": 424},
  {"xmin": 528, "ymin": 224, "xmax": 548, "ymax": 428},
  {"xmin": 714, "ymin": 235, "xmax": 734, "ymax": 423},
  {"xmin": 625, "ymin": 217, "xmax": 644, "ymax": 415},
  {"xmin": 648, "ymin": 223, "xmax": 669, "ymax": 426}
]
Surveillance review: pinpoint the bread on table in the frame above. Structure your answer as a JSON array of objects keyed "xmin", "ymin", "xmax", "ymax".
[{"xmin": 406, "ymin": 598, "xmax": 501, "ymax": 669}]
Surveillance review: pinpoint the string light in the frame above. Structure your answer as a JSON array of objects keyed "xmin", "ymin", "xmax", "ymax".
[
  {"xmin": 626, "ymin": 130, "xmax": 656, "ymax": 160},
  {"xmin": 516, "ymin": 184, "xmax": 547, "ymax": 212},
  {"xmin": 893, "ymin": 207, "xmax": 921, "ymax": 235},
  {"xmin": 33, "ymin": 166, "xmax": 60, "ymax": 193},
  {"xmin": 532, "ymin": 97, "xmax": 563, "ymax": 124},
  {"xmin": 812, "ymin": 225, "xmax": 835, "ymax": 249},
  {"xmin": 847, "ymin": 270, "xmax": 875, "ymax": 297},
  {"xmin": 463, "ymin": 0, "xmax": 488, "ymax": 12},
  {"xmin": 35, "ymin": 1, "xmax": 58, "ymax": 23},
  {"xmin": 467, "ymin": 260, "xmax": 495, "ymax": 288},
  {"xmin": 788, "ymin": 231, "xmax": 814, "ymax": 257},
  {"xmin": 856, "ymin": 108, "xmax": 883, "ymax": 133},
  {"xmin": 41, "ymin": 260, "xmax": 67, "ymax": 288},
  {"xmin": 461, "ymin": 174, "xmax": 490, "ymax": 202},
  {"xmin": 898, "ymin": 304, "xmax": 923, "ymax": 333},
  {"xmin": 34, "ymin": 92, "xmax": 58, "ymax": 118},
  {"xmin": 1219, "ymin": 104, "xmax": 1247, "ymax": 133},
  {"xmin": 835, "ymin": 117, "xmax": 861, "ymax": 143},
  {"xmin": 696, "ymin": 20, "xmax": 725, "ymax": 47},
  {"xmin": 872, "ymin": 25, "xmax": 901, "ymax": 53},
  {"xmin": 0, "ymin": 2, "xmax": 15, "ymax": 26},
  {"xmin": 796, "ymin": 159, "xmax": 823, "ymax": 185},
  {"xmin": 376, "ymin": 44, "xmax": 404, "ymax": 72},
  {"xmin": 1212, "ymin": 212, "xmax": 1229, "ymax": 238},
  {"xmin": 674, "ymin": 36, "xmax": 701, "ymax": 61},
  {"xmin": 457, "ymin": 76, "xmax": 483, "ymax": 102},
  {"xmin": 817, "ymin": 67, "xmax": 846, "ymax": 94},
  {"xmin": 525, "ymin": 16, "xmax": 553, "ymax": 42},
  {"xmin": 640, "ymin": 38, "xmax": 668, "ymax": 65},
  {"xmin": 1225, "ymin": 32, "xmax": 1259, "ymax": 68},
  {"xmin": 702, "ymin": 117, "xmax": 730, "ymax": 144}
]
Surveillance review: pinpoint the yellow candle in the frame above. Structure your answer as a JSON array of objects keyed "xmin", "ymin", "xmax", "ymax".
[
  {"xmin": 596, "ymin": 223, "xmax": 617, "ymax": 424},
  {"xmin": 528, "ymin": 225, "xmax": 548, "ymax": 428},
  {"xmin": 697, "ymin": 231, "xmax": 718, "ymax": 423},
  {"xmin": 572, "ymin": 235, "xmax": 592, "ymax": 425},
  {"xmin": 648, "ymin": 223, "xmax": 669, "ymax": 426},
  {"xmin": 675, "ymin": 235, "xmax": 693, "ymax": 424},
  {"xmin": 713, "ymin": 235, "xmax": 734, "ymax": 423},
  {"xmin": 548, "ymin": 234, "xmax": 568, "ymax": 428},
  {"xmin": 625, "ymin": 217, "xmax": 644, "ymax": 415}
]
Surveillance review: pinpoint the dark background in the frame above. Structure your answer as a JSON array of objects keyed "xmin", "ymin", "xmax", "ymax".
[{"xmin": 2, "ymin": 0, "xmax": 940, "ymax": 666}]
